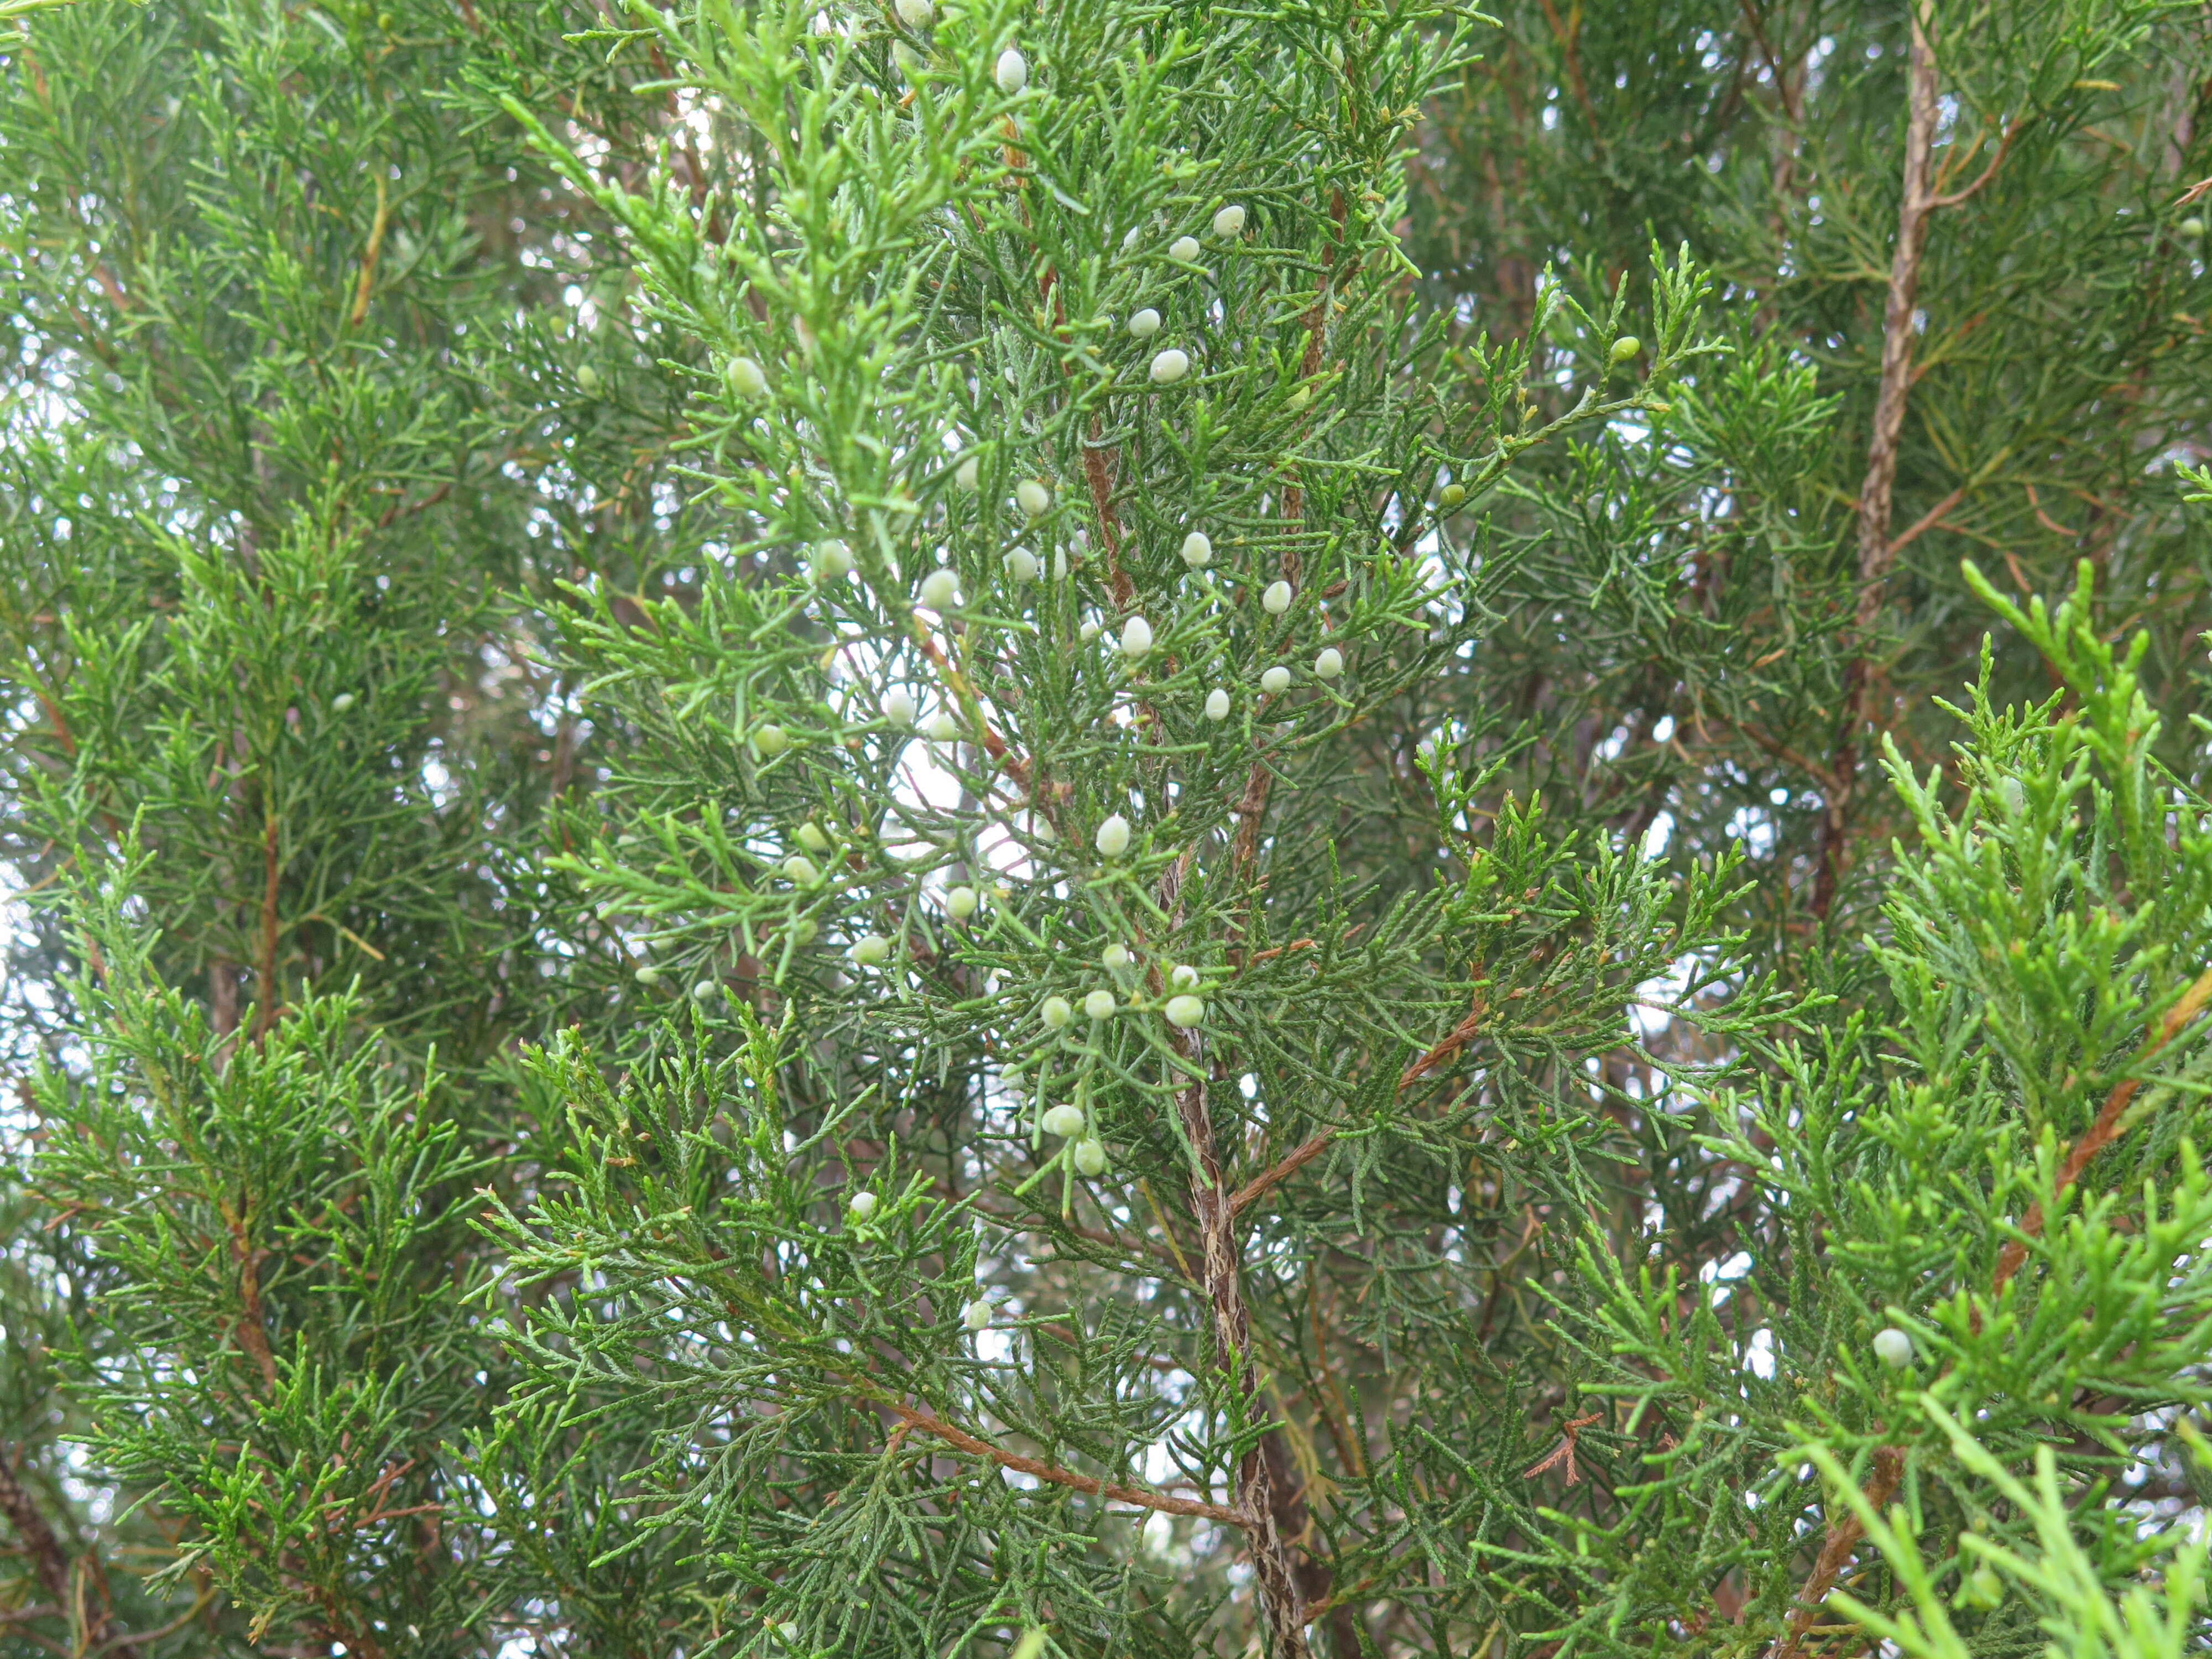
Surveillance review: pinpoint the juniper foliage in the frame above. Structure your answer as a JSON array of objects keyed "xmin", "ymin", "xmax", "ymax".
[{"xmin": 3, "ymin": 1, "xmax": 2212, "ymax": 1658}]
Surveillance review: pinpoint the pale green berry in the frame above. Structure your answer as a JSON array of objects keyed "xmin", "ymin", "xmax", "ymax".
[
  {"xmin": 797, "ymin": 821, "xmax": 830, "ymax": 853},
  {"xmin": 810, "ymin": 539, "xmax": 854, "ymax": 581},
  {"xmin": 926, "ymin": 711, "xmax": 958, "ymax": 743},
  {"xmin": 1015, "ymin": 478, "xmax": 1052, "ymax": 518},
  {"xmin": 753, "ymin": 723, "xmax": 789, "ymax": 758},
  {"xmin": 1041, "ymin": 1102, "xmax": 1085, "ymax": 1137},
  {"xmin": 1609, "ymin": 335, "xmax": 1642, "ymax": 363},
  {"xmin": 1095, "ymin": 813, "xmax": 1131, "ymax": 857},
  {"xmin": 1262, "ymin": 579, "xmax": 1292, "ymax": 614},
  {"xmin": 1120, "ymin": 615, "xmax": 1154, "ymax": 659},
  {"xmin": 1872, "ymin": 1327, "xmax": 1914, "ymax": 1369},
  {"xmin": 1072, "ymin": 1138, "xmax": 1109, "ymax": 1176},
  {"xmin": 1260, "ymin": 665, "xmax": 1291, "ymax": 695},
  {"xmin": 575, "ymin": 363, "xmax": 602, "ymax": 396},
  {"xmin": 782, "ymin": 854, "xmax": 820, "ymax": 884},
  {"xmin": 1438, "ymin": 483, "xmax": 1466, "ymax": 510},
  {"xmin": 1128, "ymin": 307, "xmax": 1161, "ymax": 339},
  {"xmin": 955, "ymin": 453, "xmax": 980, "ymax": 491},
  {"xmin": 692, "ymin": 978, "xmax": 719, "ymax": 1001},
  {"xmin": 884, "ymin": 687, "xmax": 918, "ymax": 727},
  {"xmin": 1041, "ymin": 995, "xmax": 1073, "ymax": 1030},
  {"xmin": 919, "ymin": 567, "xmax": 959, "ymax": 611},
  {"xmin": 1204, "ymin": 687, "xmax": 1231, "ymax": 720},
  {"xmin": 1180, "ymin": 530, "xmax": 1213, "ymax": 567},
  {"xmin": 1212, "ymin": 204, "xmax": 1245, "ymax": 238},
  {"xmin": 995, "ymin": 46, "xmax": 1027, "ymax": 93},
  {"xmin": 1164, "ymin": 994, "xmax": 1205, "ymax": 1028},
  {"xmin": 895, "ymin": 0, "xmax": 931, "ymax": 23},
  {"xmin": 849, "ymin": 933, "xmax": 890, "ymax": 966},
  {"xmin": 1314, "ymin": 647, "xmax": 1343, "ymax": 679},
  {"xmin": 1078, "ymin": 618, "xmax": 1102, "ymax": 641},
  {"xmin": 946, "ymin": 884, "xmax": 979, "ymax": 919},
  {"xmin": 1005, "ymin": 546, "xmax": 1041, "ymax": 582},
  {"xmin": 1168, "ymin": 234, "xmax": 1200, "ymax": 261},
  {"xmin": 847, "ymin": 1190, "xmax": 879, "ymax": 1222},
  {"xmin": 634, "ymin": 964, "xmax": 661, "ymax": 985},
  {"xmin": 330, "ymin": 691, "xmax": 356, "ymax": 712},
  {"xmin": 1169, "ymin": 963, "xmax": 1199, "ymax": 989},
  {"xmin": 1083, "ymin": 988, "xmax": 1116, "ymax": 1020},
  {"xmin": 727, "ymin": 356, "xmax": 769, "ymax": 399},
  {"xmin": 1149, "ymin": 348, "xmax": 1190, "ymax": 384},
  {"xmin": 1102, "ymin": 943, "xmax": 1131, "ymax": 968},
  {"xmin": 962, "ymin": 1297, "xmax": 993, "ymax": 1331}
]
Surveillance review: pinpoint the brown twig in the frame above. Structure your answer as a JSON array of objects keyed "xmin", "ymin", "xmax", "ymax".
[
  {"xmin": 1812, "ymin": 1, "xmax": 1940, "ymax": 921},
  {"xmin": 1230, "ymin": 978, "xmax": 1488, "ymax": 1219},
  {"xmin": 1734, "ymin": 0, "xmax": 1802, "ymax": 125},
  {"xmin": 1928, "ymin": 114, "xmax": 2033, "ymax": 210},
  {"xmin": 248, "ymin": 812, "xmax": 284, "ymax": 1042},
  {"xmin": 1228, "ymin": 1132, "xmax": 1335, "ymax": 1217},
  {"xmin": 0, "ymin": 1450, "xmax": 71, "ymax": 1603},
  {"xmin": 1773, "ymin": 1444, "xmax": 1903, "ymax": 1659},
  {"xmin": 1885, "ymin": 483, "xmax": 1968, "ymax": 561},
  {"xmin": 1161, "ymin": 1022, "xmax": 1312, "ymax": 1655},
  {"xmin": 1400, "ymin": 994, "xmax": 1488, "ymax": 1090},
  {"xmin": 1536, "ymin": 0, "xmax": 1604, "ymax": 153},
  {"xmin": 226, "ymin": 1213, "xmax": 279, "ymax": 1391},
  {"xmin": 881, "ymin": 1403, "xmax": 1239, "ymax": 1522},
  {"xmin": 1034, "ymin": 255, "xmax": 1134, "ymax": 608},
  {"xmin": 1991, "ymin": 962, "xmax": 2212, "ymax": 1292},
  {"xmin": 1521, "ymin": 1411, "xmax": 1603, "ymax": 1485},
  {"xmin": 0, "ymin": 1447, "xmax": 143, "ymax": 1659},
  {"xmin": 373, "ymin": 477, "xmax": 455, "ymax": 531}
]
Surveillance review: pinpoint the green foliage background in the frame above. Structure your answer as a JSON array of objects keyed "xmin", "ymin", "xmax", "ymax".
[{"xmin": 2, "ymin": 0, "xmax": 2211, "ymax": 1657}]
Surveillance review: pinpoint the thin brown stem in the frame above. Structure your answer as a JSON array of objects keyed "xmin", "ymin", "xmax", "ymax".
[
  {"xmin": 0, "ymin": 1449, "xmax": 143, "ymax": 1659},
  {"xmin": 1928, "ymin": 114, "xmax": 2032, "ymax": 210},
  {"xmin": 1229, "ymin": 1131, "xmax": 1334, "ymax": 1217},
  {"xmin": 1772, "ymin": 1444, "xmax": 1904, "ymax": 1659},
  {"xmin": 1813, "ymin": 1, "xmax": 1940, "ymax": 920},
  {"xmin": 226, "ymin": 1212, "xmax": 279, "ymax": 1390},
  {"xmin": 881, "ymin": 1403, "xmax": 1239, "ymax": 1522},
  {"xmin": 249, "ymin": 811, "xmax": 283, "ymax": 1041}
]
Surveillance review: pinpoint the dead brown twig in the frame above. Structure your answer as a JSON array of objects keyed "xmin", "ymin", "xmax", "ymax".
[{"xmin": 1522, "ymin": 1411, "xmax": 1604, "ymax": 1485}]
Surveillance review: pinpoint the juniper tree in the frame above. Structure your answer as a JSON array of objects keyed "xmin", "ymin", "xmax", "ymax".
[{"xmin": 4, "ymin": 4, "xmax": 2212, "ymax": 1659}]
